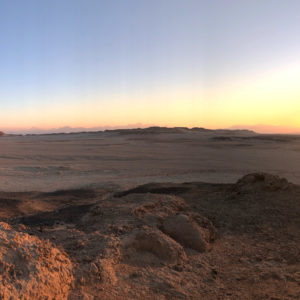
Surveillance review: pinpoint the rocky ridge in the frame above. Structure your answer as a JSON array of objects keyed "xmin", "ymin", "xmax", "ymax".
[{"xmin": 0, "ymin": 173, "xmax": 299, "ymax": 299}]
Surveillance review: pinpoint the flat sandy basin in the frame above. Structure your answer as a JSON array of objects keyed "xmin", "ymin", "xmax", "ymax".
[{"xmin": 1, "ymin": 130, "xmax": 300, "ymax": 191}]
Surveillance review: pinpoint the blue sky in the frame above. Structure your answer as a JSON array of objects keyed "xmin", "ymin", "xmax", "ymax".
[{"xmin": 1, "ymin": 0, "xmax": 300, "ymax": 132}]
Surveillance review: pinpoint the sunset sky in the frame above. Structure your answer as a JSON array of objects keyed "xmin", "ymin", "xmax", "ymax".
[{"xmin": 1, "ymin": 0, "xmax": 300, "ymax": 133}]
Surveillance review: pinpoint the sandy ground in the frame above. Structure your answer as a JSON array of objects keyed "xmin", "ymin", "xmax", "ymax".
[
  {"xmin": 0, "ymin": 129, "xmax": 299, "ymax": 299},
  {"xmin": 1, "ymin": 129, "xmax": 300, "ymax": 191}
]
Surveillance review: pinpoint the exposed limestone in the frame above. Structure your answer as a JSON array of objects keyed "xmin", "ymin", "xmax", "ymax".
[
  {"xmin": 0, "ymin": 172, "xmax": 298, "ymax": 299},
  {"xmin": 0, "ymin": 222, "xmax": 73, "ymax": 300},
  {"xmin": 122, "ymin": 226, "xmax": 187, "ymax": 265},
  {"xmin": 162, "ymin": 214, "xmax": 215, "ymax": 252}
]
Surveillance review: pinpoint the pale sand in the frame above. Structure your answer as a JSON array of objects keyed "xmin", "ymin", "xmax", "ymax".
[
  {"xmin": 0, "ymin": 129, "xmax": 300, "ymax": 191},
  {"xmin": 0, "ymin": 129, "xmax": 299, "ymax": 299}
]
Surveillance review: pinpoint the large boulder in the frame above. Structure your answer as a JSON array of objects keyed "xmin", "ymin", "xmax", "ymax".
[
  {"xmin": 162, "ymin": 214, "xmax": 216, "ymax": 252},
  {"xmin": 122, "ymin": 226, "xmax": 187, "ymax": 265},
  {"xmin": 0, "ymin": 222, "xmax": 73, "ymax": 300}
]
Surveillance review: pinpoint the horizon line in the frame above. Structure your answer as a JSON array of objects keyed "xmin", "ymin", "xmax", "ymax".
[{"xmin": 2, "ymin": 124, "xmax": 300, "ymax": 135}]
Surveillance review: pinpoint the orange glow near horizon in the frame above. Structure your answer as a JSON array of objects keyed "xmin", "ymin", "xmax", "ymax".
[{"xmin": 2, "ymin": 62, "xmax": 300, "ymax": 134}]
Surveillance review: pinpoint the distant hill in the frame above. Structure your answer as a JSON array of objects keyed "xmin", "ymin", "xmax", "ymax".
[
  {"xmin": 105, "ymin": 126, "xmax": 190, "ymax": 134},
  {"xmin": 3, "ymin": 126, "xmax": 258, "ymax": 136},
  {"xmin": 0, "ymin": 131, "xmax": 5, "ymax": 136},
  {"xmin": 105, "ymin": 126, "xmax": 257, "ymax": 136}
]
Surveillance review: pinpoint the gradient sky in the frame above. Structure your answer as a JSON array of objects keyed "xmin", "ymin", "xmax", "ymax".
[{"xmin": 1, "ymin": 0, "xmax": 300, "ymax": 132}]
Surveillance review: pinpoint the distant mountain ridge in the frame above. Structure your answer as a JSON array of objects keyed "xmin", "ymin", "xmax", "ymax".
[
  {"xmin": 105, "ymin": 126, "xmax": 256, "ymax": 135},
  {"xmin": 1, "ymin": 126, "xmax": 257, "ymax": 136},
  {"xmin": 3, "ymin": 124, "xmax": 150, "ymax": 135}
]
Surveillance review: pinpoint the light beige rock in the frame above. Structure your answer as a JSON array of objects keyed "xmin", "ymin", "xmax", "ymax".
[
  {"xmin": 122, "ymin": 226, "xmax": 187, "ymax": 264},
  {"xmin": 162, "ymin": 214, "xmax": 214, "ymax": 252},
  {"xmin": 0, "ymin": 222, "xmax": 73, "ymax": 300}
]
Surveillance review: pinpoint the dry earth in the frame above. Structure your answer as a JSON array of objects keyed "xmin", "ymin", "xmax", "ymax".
[
  {"xmin": 1, "ymin": 128, "xmax": 300, "ymax": 192},
  {"xmin": 0, "ymin": 128, "xmax": 299, "ymax": 299},
  {"xmin": 0, "ymin": 172, "xmax": 298, "ymax": 299}
]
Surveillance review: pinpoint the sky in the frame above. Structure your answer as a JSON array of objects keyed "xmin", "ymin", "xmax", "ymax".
[{"xmin": 1, "ymin": 0, "xmax": 300, "ymax": 133}]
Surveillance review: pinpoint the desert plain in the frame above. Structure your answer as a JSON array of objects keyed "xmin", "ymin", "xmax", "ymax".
[
  {"xmin": 0, "ymin": 127, "xmax": 299, "ymax": 299},
  {"xmin": 1, "ymin": 127, "xmax": 300, "ymax": 192}
]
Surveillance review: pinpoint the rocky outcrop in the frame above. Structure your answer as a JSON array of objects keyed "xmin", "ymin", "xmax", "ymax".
[
  {"xmin": 235, "ymin": 172, "xmax": 291, "ymax": 192},
  {"xmin": 0, "ymin": 222, "xmax": 73, "ymax": 300},
  {"xmin": 162, "ymin": 214, "xmax": 216, "ymax": 252},
  {"xmin": 0, "ymin": 174, "xmax": 298, "ymax": 299},
  {"xmin": 122, "ymin": 226, "xmax": 187, "ymax": 265}
]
